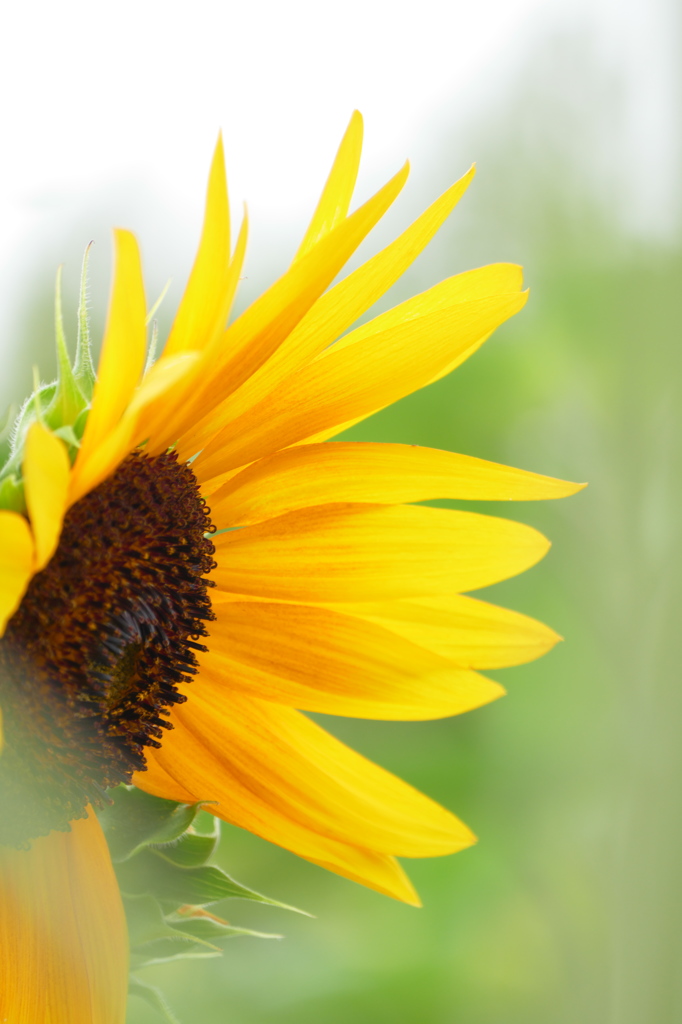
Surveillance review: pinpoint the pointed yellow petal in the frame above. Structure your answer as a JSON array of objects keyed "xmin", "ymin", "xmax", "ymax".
[
  {"xmin": 66, "ymin": 351, "xmax": 200, "ymax": 506},
  {"xmin": 0, "ymin": 511, "xmax": 34, "ymax": 635},
  {"xmin": 138, "ymin": 744, "xmax": 420, "ymax": 904},
  {"xmin": 135, "ymin": 686, "xmax": 472, "ymax": 902},
  {"xmin": 172, "ymin": 162, "xmax": 411, "ymax": 459},
  {"xmin": 185, "ymin": 167, "xmax": 477, "ymax": 454},
  {"xmin": 71, "ymin": 229, "xmax": 146, "ymax": 503},
  {"xmin": 201, "ymin": 600, "xmax": 504, "ymax": 719},
  {"xmin": 23, "ymin": 423, "xmax": 70, "ymax": 570},
  {"xmin": 212, "ymin": 502, "xmax": 549, "ymax": 603},
  {"xmin": 177, "ymin": 692, "xmax": 473, "ymax": 856},
  {"xmin": 194, "ymin": 275, "xmax": 527, "ymax": 479},
  {"xmin": 277, "ymin": 266, "xmax": 521, "ymax": 443},
  {"xmin": 210, "ymin": 441, "xmax": 584, "ymax": 526},
  {"xmin": 294, "ymin": 110, "xmax": 364, "ymax": 261},
  {"xmin": 340, "ymin": 593, "xmax": 563, "ymax": 669},
  {"xmin": 164, "ymin": 135, "xmax": 232, "ymax": 357},
  {"xmin": 137, "ymin": 210, "xmax": 249, "ymax": 454},
  {"xmin": 0, "ymin": 809, "xmax": 128, "ymax": 1024}
]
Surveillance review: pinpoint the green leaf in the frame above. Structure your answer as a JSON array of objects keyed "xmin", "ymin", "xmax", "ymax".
[
  {"xmin": 97, "ymin": 786, "xmax": 200, "ymax": 862},
  {"xmin": 128, "ymin": 976, "xmax": 182, "ymax": 1024}
]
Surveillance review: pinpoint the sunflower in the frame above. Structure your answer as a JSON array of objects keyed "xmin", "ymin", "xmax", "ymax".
[{"xmin": 0, "ymin": 112, "xmax": 581, "ymax": 1021}]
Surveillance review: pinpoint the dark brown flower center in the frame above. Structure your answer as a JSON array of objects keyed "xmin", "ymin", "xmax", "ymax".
[{"xmin": 0, "ymin": 450, "xmax": 216, "ymax": 847}]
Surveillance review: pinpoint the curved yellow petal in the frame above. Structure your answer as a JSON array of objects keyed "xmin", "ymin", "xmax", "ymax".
[
  {"xmin": 71, "ymin": 228, "xmax": 146, "ymax": 504},
  {"xmin": 209, "ymin": 441, "xmax": 584, "ymax": 526},
  {"xmin": 328, "ymin": 262, "xmax": 524, "ymax": 357},
  {"xmin": 138, "ymin": 744, "xmax": 420, "ymax": 904},
  {"xmin": 294, "ymin": 110, "xmax": 364, "ymax": 260},
  {"xmin": 183, "ymin": 167, "xmax": 476, "ymax": 457},
  {"xmin": 173, "ymin": 162, "xmax": 410, "ymax": 459},
  {"xmin": 174, "ymin": 691, "xmax": 473, "ymax": 856},
  {"xmin": 194, "ymin": 279, "xmax": 527, "ymax": 479},
  {"xmin": 201, "ymin": 600, "xmax": 504, "ymax": 719},
  {"xmin": 0, "ymin": 809, "xmax": 128, "ymax": 1024},
  {"xmin": 135, "ymin": 687, "xmax": 473, "ymax": 900},
  {"xmin": 340, "ymin": 593, "xmax": 563, "ymax": 669},
  {"xmin": 66, "ymin": 350, "xmax": 201, "ymax": 505},
  {"xmin": 163, "ymin": 134, "xmax": 232, "ymax": 357},
  {"xmin": 212, "ymin": 502, "xmax": 549, "ymax": 603},
  {"xmin": 23, "ymin": 423, "xmax": 70, "ymax": 570},
  {"xmin": 140, "ymin": 210, "xmax": 249, "ymax": 454},
  {"xmin": 0, "ymin": 511, "xmax": 34, "ymax": 635}
]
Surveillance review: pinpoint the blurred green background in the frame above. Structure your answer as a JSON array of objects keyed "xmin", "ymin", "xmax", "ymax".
[{"xmin": 6, "ymin": 13, "xmax": 682, "ymax": 1024}]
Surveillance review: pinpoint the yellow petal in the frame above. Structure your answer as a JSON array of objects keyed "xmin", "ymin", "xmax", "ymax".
[
  {"xmin": 184, "ymin": 167, "xmax": 476, "ymax": 455},
  {"xmin": 209, "ymin": 441, "xmax": 584, "ymax": 527},
  {"xmin": 173, "ymin": 162, "xmax": 411, "ymax": 459},
  {"xmin": 140, "ymin": 210, "xmax": 250, "ymax": 454},
  {"xmin": 212, "ymin": 502, "xmax": 549, "ymax": 603},
  {"xmin": 294, "ymin": 110, "xmax": 364, "ymax": 260},
  {"xmin": 181, "ymin": 691, "xmax": 473, "ymax": 855},
  {"xmin": 194, "ymin": 278, "xmax": 527, "ymax": 479},
  {"xmin": 67, "ymin": 349, "xmax": 201, "ymax": 505},
  {"xmin": 135, "ymin": 688, "xmax": 473, "ymax": 900},
  {"xmin": 201, "ymin": 600, "xmax": 504, "ymax": 719},
  {"xmin": 340, "ymin": 593, "xmax": 562, "ymax": 669},
  {"xmin": 328, "ymin": 262, "xmax": 524, "ymax": 357},
  {"xmin": 163, "ymin": 134, "xmax": 232, "ymax": 357},
  {"xmin": 23, "ymin": 423, "xmax": 70, "ymax": 570},
  {"xmin": 273, "ymin": 267, "xmax": 521, "ymax": 444},
  {"xmin": 0, "ymin": 511, "xmax": 34, "ymax": 635},
  {"xmin": 138, "ymin": 744, "xmax": 420, "ymax": 903},
  {"xmin": 71, "ymin": 229, "xmax": 146, "ymax": 503},
  {"xmin": 0, "ymin": 809, "xmax": 128, "ymax": 1024}
]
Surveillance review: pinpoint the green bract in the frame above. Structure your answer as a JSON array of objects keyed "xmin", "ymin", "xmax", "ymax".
[
  {"xmin": 0, "ymin": 249, "xmax": 95, "ymax": 514},
  {"xmin": 98, "ymin": 786, "xmax": 308, "ymax": 1023}
]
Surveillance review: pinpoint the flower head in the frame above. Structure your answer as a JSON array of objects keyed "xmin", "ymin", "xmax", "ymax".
[{"xmin": 0, "ymin": 112, "xmax": 582, "ymax": 1020}]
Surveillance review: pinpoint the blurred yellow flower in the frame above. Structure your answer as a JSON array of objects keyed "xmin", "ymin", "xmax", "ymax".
[{"xmin": 0, "ymin": 111, "xmax": 581, "ymax": 1020}]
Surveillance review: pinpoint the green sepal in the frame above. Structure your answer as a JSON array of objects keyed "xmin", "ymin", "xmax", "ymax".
[
  {"xmin": 43, "ymin": 265, "xmax": 88, "ymax": 430},
  {"xmin": 124, "ymin": 893, "xmax": 223, "ymax": 969},
  {"xmin": 125, "ymin": 893, "xmax": 219, "ymax": 952},
  {"xmin": 72, "ymin": 405, "xmax": 89, "ymax": 440},
  {"xmin": 167, "ymin": 911, "xmax": 282, "ymax": 943},
  {"xmin": 0, "ymin": 473, "xmax": 24, "ymax": 512},
  {"xmin": 0, "ymin": 404, "xmax": 17, "ymax": 464},
  {"xmin": 128, "ymin": 976, "xmax": 182, "ymax": 1024},
  {"xmin": 97, "ymin": 785, "xmax": 200, "ymax": 862},
  {"xmin": 116, "ymin": 846, "xmax": 310, "ymax": 915},
  {"xmin": 152, "ymin": 819, "xmax": 220, "ymax": 868},
  {"xmin": 73, "ymin": 242, "xmax": 96, "ymax": 399},
  {"xmin": 99, "ymin": 787, "xmax": 307, "ymax": 1017},
  {"xmin": 0, "ymin": 254, "xmax": 96, "ymax": 515},
  {"xmin": 51, "ymin": 425, "xmax": 82, "ymax": 463}
]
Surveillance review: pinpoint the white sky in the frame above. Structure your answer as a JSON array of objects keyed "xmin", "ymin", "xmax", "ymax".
[{"xmin": 0, "ymin": 0, "xmax": 678, "ymax": 403}]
